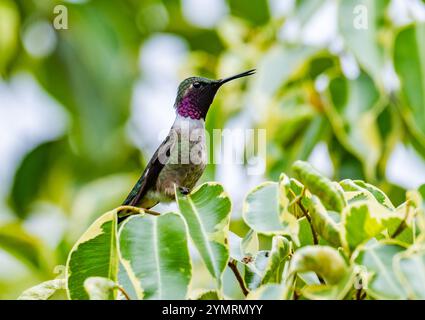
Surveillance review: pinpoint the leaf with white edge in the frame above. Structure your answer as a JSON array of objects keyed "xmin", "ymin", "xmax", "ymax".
[
  {"xmin": 353, "ymin": 180, "xmax": 394, "ymax": 209},
  {"xmin": 84, "ymin": 277, "xmax": 116, "ymax": 300},
  {"xmin": 17, "ymin": 279, "xmax": 66, "ymax": 300},
  {"xmin": 292, "ymin": 161, "xmax": 346, "ymax": 212},
  {"xmin": 229, "ymin": 230, "xmax": 258, "ymax": 264},
  {"xmin": 301, "ymin": 268, "xmax": 355, "ymax": 300},
  {"xmin": 66, "ymin": 209, "xmax": 119, "ymax": 300},
  {"xmin": 357, "ymin": 242, "xmax": 407, "ymax": 299},
  {"xmin": 176, "ymin": 182, "xmax": 230, "ymax": 288},
  {"xmin": 307, "ymin": 196, "xmax": 341, "ymax": 247},
  {"xmin": 243, "ymin": 182, "xmax": 298, "ymax": 240},
  {"xmin": 244, "ymin": 251, "xmax": 270, "ymax": 290},
  {"xmin": 394, "ymin": 248, "xmax": 425, "ymax": 299},
  {"xmin": 262, "ymin": 236, "xmax": 291, "ymax": 284},
  {"xmin": 246, "ymin": 284, "xmax": 285, "ymax": 300},
  {"xmin": 241, "ymin": 229, "xmax": 259, "ymax": 257},
  {"xmin": 119, "ymin": 213, "xmax": 192, "ymax": 300},
  {"xmin": 341, "ymin": 201, "xmax": 394, "ymax": 252},
  {"xmin": 289, "ymin": 245, "xmax": 347, "ymax": 285}
]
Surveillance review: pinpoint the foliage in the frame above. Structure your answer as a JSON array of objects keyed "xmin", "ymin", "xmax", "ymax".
[{"xmin": 18, "ymin": 161, "xmax": 425, "ymax": 300}]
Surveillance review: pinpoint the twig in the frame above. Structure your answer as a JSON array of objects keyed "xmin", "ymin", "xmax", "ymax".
[
  {"xmin": 118, "ymin": 205, "xmax": 161, "ymax": 217},
  {"xmin": 296, "ymin": 199, "xmax": 319, "ymax": 246},
  {"xmin": 391, "ymin": 200, "xmax": 411, "ymax": 239},
  {"xmin": 228, "ymin": 259, "xmax": 249, "ymax": 297},
  {"xmin": 115, "ymin": 285, "xmax": 131, "ymax": 300}
]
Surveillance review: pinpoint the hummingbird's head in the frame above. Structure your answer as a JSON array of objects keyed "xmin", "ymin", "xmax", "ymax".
[{"xmin": 174, "ymin": 69, "xmax": 255, "ymax": 120}]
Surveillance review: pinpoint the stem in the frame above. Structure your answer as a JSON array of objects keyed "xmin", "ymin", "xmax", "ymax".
[
  {"xmin": 297, "ymin": 200, "xmax": 319, "ymax": 246},
  {"xmin": 391, "ymin": 201, "xmax": 411, "ymax": 239},
  {"xmin": 117, "ymin": 205, "xmax": 161, "ymax": 217},
  {"xmin": 115, "ymin": 285, "xmax": 131, "ymax": 300},
  {"xmin": 228, "ymin": 260, "xmax": 249, "ymax": 297}
]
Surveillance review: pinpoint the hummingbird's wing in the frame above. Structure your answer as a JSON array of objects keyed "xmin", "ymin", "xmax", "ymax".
[{"xmin": 122, "ymin": 135, "xmax": 173, "ymax": 207}]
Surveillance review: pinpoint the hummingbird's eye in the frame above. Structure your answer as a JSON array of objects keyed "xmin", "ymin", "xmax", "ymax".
[{"xmin": 193, "ymin": 82, "xmax": 201, "ymax": 88}]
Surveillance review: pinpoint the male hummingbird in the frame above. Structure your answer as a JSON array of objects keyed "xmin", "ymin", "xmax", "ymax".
[{"xmin": 120, "ymin": 69, "xmax": 255, "ymax": 219}]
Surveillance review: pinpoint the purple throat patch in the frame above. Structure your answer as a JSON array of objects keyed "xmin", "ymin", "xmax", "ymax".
[{"xmin": 177, "ymin": 96, "xmax": 202, "ymax": 119}]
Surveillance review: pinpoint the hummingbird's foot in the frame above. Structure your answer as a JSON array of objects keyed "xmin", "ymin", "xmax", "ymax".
[{"xmin": 179, "ymin": 186, "xmax": 190, "ymax": 195}]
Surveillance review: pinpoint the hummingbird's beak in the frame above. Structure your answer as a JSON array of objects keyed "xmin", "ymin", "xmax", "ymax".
[{"xmin": 217, "ymin": 69, "xmax": 256, "ymax": 86}]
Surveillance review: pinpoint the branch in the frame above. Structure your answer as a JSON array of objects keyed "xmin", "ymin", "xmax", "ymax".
[{"xmin": 228, "ymin": 259, "xmax": 249, "ymax": 297}]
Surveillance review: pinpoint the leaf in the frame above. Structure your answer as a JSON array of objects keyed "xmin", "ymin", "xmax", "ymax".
[
  {"xmin": 394, "ymin": 248, "xmax": 425, "ymax": 299},
  {"xmin": 243, "ymin": 182, "xmax": 298, "ymax": 238},
  {"xmin": 353, "ymin": 180, "xmax": 394, "ymax": 209},
  {"xmin": 241, "ymin": 229, "xmax": 259, "ymax": 257},
  {"xmin": 0, "ymin": 223, "xmax": 50, "ymax": 272},
  {"xmin": 244, "ymin": 251, "xmax": 270, "ymax": 290},
  {"xmin": 229, "ymin": 230, "xmax": 258, "ymax": 263},
  {"xmin": 338, "ymin": 0, "xmax": 389, "ymax": 86},
  {"xmin": 301, "ymin": 269, "xmax": 355, "ymax": 300},
  {"xmin": 84, "ymin": 277, "xmax": 116, "ymax": 300},
  {"xmin": 357, "ymin": 242, "xmax": 407, "ymax": 299},
  {"xmin": 325, "ymin": 73, "xmax": 383, "ymax": 180},
  {"xmin": 341, "ymin": 201, "xmax": 393, "ymax": 252},
  {"xmin": 307, "ymin": 196, "xmax": 342, "ymax": 247},
  {"xmin": 262, "ymin": 236, "xmax": 291, "ymax": 284},
  {"xmin": 246, "ymin": 284, "xmax": 286, "ymax": 300},
  {"xmin": 17, "ymin": 279, "xmax": 66, "ymax": 300},
  {"xmin": 292, "ymin": 161, "xmax": 346, "ymax": 212},
  {"xmin": 298, "ymin": 217, "xmax": 314, "ymax": 247},
  {"xmin": 176, "ymin": 182, "xmax": 231, "ymax": 288},
  {"xmin": 289, "ymin": 245, "xmax": 347, "ymax": 285},
  {"xmin": 190, "ymin": 290, "xmax": 220, "ymax": 300},
  {"xmin": 394, "ymin": 23, "xmax": 425, "ymax": 156},
  {"xmin": 118, "ymin": 213, "xmax": 192, "ymax": 300},
  {"xmin": 66, "ymin": 209, "xmax": 119, "ymax": 300}
]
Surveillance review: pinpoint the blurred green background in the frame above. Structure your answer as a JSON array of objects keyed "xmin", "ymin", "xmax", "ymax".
[{"xmin": 1, "ymin": 0, "xmax": 425, "ymax": 299}]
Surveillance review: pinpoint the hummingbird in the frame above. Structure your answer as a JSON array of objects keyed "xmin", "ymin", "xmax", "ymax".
[{"xmin": 119, "ymin": 69, "xmax": 255, "ymax": 220}]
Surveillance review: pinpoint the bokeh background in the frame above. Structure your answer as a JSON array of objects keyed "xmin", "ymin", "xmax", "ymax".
[{"xmin": 1, "ymin": 0, "xmax": 425, "ymax": 299}]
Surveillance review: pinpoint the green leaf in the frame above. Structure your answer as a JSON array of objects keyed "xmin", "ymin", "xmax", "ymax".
[
  {"xmin": 262, "ymin": 236, "xmax": 291, "ymax": 284},
  {"xmin": 243, "ymin": 182, "xmax": 298, "ymax": 238},
  {"xmin": 301, "ymin": 269, "xmax": 355, "ymax": 300},
  {"xmin": 229, "ymin": 230, "xmax": 258, "ymax": 263},
  {"xmin": 307, "ymin": 196, "xmax": 342, "ymax": 247},
  {"xmin": 325, "ymin": 73, "xmax": 383, "ymax": 180},
  {"xmin": 17, "ymin": 279, "xmax": 66, "ymax": 300},
  {"xmin": 353, "ymin": 180, "xmax": 394, "ymax": 209},
  {"xmin": 244, "ymin": 251, "xmax": 270, "ymax": 290},
  {"xmin": 394, "ymin": 23, "xmax": 425, "ymax": 156},
  {"xmin": 292, "ymin": 161, "xmax": 346, "ymax": 212},
  {"xmin": 394, "ymin": 248, "xmax": 425, "ymax": 299},
  {"xmin": 289, "ymin": 245, "xmax": 347, "ymax": 285},
  {"xmin": 246, "ymin": 284, "xmax": 286, "ymax": 300},
  {"xmin": 84, "ymin": 277, "xmax": 116, "ymax": 300},
  {"xmin": 341, "ymin": 201, "xmax": 392, "ymax": 252},
  {"xmin": 357, "ymin": 242, "xmax": 407, "ymax": 299},
  {"xmin": 118, "ymin": 213, "xmax": 192, "ymax": 300},
  {"xmin": 176, "ymin": 182, "xmax": 231, "ymax": 288},
  {"xmin": 241, "ymin": 229, "xmax": 259, "ymax": 257},
  {"xmin": 0, "ymin": 223, "xmax": 51, "ymax": 272},
  {"xmin": 66, "ymin": 209, "xmax": 119, "ymax": 300},
  {"xmin": 190, "ymin": 290, "xmax": 220, "ymax": 300}
]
